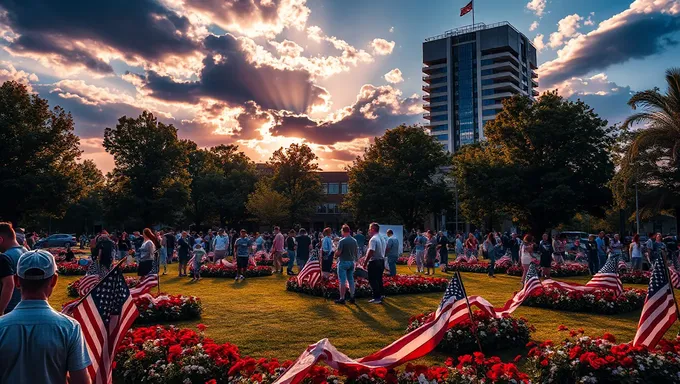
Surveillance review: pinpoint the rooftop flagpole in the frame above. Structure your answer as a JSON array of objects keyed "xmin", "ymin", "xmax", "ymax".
[{"xmin": 472, "ymin": 0, "xmax": 475, "ymax": 26}]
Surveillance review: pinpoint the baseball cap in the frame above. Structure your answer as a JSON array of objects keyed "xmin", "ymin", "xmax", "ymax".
[{"xmin": 17, "ymin": 250, "xmax": 57, "ymax": 280}]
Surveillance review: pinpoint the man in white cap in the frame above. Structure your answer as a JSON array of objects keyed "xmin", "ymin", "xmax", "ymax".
[{"xmin": 0, "ymin": 250, "xmax": 91, "ymax": 384}]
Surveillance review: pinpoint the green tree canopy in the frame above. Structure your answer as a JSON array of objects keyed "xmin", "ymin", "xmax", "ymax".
[
  {"xmin": 343, "ymin": 124, "xmax": 452, "ymax": 230},
  {"xmin": 103, "ymin": 111, "xmax": 190, "ymax": 228},
  {"xmin": 269, "ymin": 143, "xmax": 323, "ymax": 227},
  {"xmin": 0, "ymin": 80, "xmax": 82, "ymax": 225},
  {"xmin": 452, "ymin": 92, "xmax": 616, "ymax": 235},
  {"xmin": 612, "ymin": 68, "xmax": 680, "ymax": 235},
  {"xmin": 246, "ymin": 180, "xmax": 291, "ymax": 228}
]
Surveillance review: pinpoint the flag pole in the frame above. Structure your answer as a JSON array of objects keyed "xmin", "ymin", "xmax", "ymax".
[
  {"xmin": 660, "ymin": 252, "xmax": 680, "ymax": 323},
  {"xmin": 64, "ymin": 259, "xmax": 127, "ymax": 315},
  {"xmin": 472, "ymin": 0, "xmax": 475, "ymax": 26},
  {"xmin": 456, "ymin": 270, "xmax": 483, "ymax": 353}
]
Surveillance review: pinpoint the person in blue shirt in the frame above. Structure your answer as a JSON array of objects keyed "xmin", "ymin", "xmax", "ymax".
[
  {"xmin": 233, "ymin": 229, "xmax": 253, "ymax": 281},
  {"xmin": 595, "ymin": 231, "xmax": 607, "ymax": 268},
  {"xmin": 320, "ymin": 228, "xmax": 334, "ymax": 279},
  {"xmin": 414, "ymin": 231, "xmax": 427, "ymax": 273},
  {"xmin": 354, "ymin": 230, "xmax": 366, "ymax": 257},
  {"xmin": 385, "ymin": 229, "xmax": 400, "ymax": 276},
  {"xmin": 255, "ymin": 232, "xmax": 264, "ymax": 252},
  {"xmin": 0, "ymin": 249, "xmax": 91, "ymax": 384},
  {"xmin": 0, "ymin": 222, "xmax": 27, "ymax": 313}
]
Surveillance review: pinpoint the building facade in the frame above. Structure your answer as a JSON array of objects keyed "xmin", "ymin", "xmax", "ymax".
[
  {"xmin": 423, "ymin": 22, "xmax": 538, "ymax": 152},
  {"xmin": 307, "ymin": 172, "xmax": 351, "ymax": 232}
]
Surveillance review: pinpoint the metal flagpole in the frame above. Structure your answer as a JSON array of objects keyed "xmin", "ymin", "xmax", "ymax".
[
  {"xmin": 472, "ymin": 0, "xmax": 475, "ymax": 26},
  {"xmin": 456, "ymin": 270, "xmax": 483, "ymax": 353}
]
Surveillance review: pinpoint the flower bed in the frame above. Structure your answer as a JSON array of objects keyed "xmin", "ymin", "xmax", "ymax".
[
  {"xmin": 286, "ymin": 274, "xmax": 448, "ymax": 299},
  {"xmin": 620, "ymin": 270, "xmax": 651, "ymax": 284},
  {"xmin": 406, "ymin": 310, "xmax": 533, "ymax": 355},
  {"xmin": 523, "ymin": 286, "xmax": 646, "ymax": 314},
  {"xmin": 134, "ymin": 293, "xmax": 202, "ymax": 324},
  {"xmin": 397, "ymin": 256, "xmax": 409, "ymax": 265},
  {"xmin": 56, "ymin": 262, "xmax": 88, "ymax": 275},
  {"xmin": 446, "ymin": 261, "xmax": 509, "ymax": 274},
  {"xmin": 114, "ymin": 325, "xmax": 530, "ymax": 383},
  {"xmin": 526, "ymin": 327, "xmax": 680, "ymax": 383},
  {"xmin": 506, "ymin": 262, "xmax": 590, "ymax": 277},
  {"xmin": 67, "ymin": 276, "xmax": 142, "ymax": 297},
  {"xmin": 192, "ymin": 264, "xmax": 273, "ymax": 278}
]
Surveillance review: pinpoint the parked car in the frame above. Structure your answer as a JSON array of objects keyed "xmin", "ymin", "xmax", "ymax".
[{"xmin": 34, "ymin": 233, "xmax": 77, "ymax": 248}]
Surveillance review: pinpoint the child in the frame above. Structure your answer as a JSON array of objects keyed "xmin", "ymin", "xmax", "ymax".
[{"xmin": 192, "ymin": 243, "xmax": 206, "ymax": 281}]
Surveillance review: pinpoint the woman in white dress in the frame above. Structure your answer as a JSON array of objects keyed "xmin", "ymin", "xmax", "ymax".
[{"xmin": 520, "ymin": 234, "xmax": 535, "ymax": 284}]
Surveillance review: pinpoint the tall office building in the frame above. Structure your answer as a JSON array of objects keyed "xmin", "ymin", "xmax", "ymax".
[{"xmin": 423, "ymin": 22, "xmax": 538, "ymax": 152}]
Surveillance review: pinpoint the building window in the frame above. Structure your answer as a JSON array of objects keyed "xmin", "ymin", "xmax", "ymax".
[
  {"xmin": 328, "ymin": 183, "xmax": 340, "ymax": 194},
  {"xmin": 430, "ymin": 95, "xmax": 448, "ymax": 103},
  {"xmin": 433, "ymin": 133, "xmax": 448, "ymax": 142},
  {"xmin": 481, "ymin": 79, "xmax": 494, "ymax": 85},
  {"xmin": 340, "ymin": 182, "xmax": 348, "ymax": 194},
  {"xmin": 481, "ymin": 59, "xmax": 494, "ymax": 66},
  {"xmin": 482, "ymin": 89, "xmax": 495, "ymax": 96},
  {"xmin": 431, "ymin": 114, "xmax": 448, "ymax": 122},
  {"xmin": 322, "ymin": 183, "xmax": 328, "ymax": 194},
  {"xmin": 482, "ymin": 109, "xmax": 500, "ymax": 116},
  {"xmin": 327, "ymin": 203, "xmax": 339, "ymax": 214},
  {"xmin": 430, "ymin": 105, "xmax": 447, "ymax": 112},
  {"xmin": 317, "ymin": 204, "xmax": 327, "ymax": 213},
  {"xmin": 482, "ymin": 99, "xmax": 498, "ymax": 106},
  {"xmin": 431, "ymin": 124, "xmax": 448, "ymax": 133}
]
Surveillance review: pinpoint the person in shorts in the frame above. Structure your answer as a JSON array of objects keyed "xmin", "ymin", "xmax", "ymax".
[
  {"xmin": 212, "ymin": 229, "xmax": 229, "ymax": 264},
  {"xmin": 334, "ymin": 225, "xmax": 357, "ymax": 305},
  {"xmin": 233, "ymin": 230, "xmax": 253, "ymax": 281},
  {"xmin": 320, "ymin": 228, "xmax": 333, "ymax": 279}
]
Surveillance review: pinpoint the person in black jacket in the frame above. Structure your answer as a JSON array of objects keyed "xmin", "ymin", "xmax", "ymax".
[{"xmin": 586, "ymin": 234, "xmax": 599, "ymax": 274}]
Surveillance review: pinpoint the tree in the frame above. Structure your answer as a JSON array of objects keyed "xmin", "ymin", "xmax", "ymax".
[
  {"xmin": 613, "ymin": 68, "xmax": 680, "ymax": 236},
  {"xmin": 103, "ymin": 111, "xmax": 190, "ymax": 228},
  {"xmin": 59, "ymin": 160, "xmax": 105, "ymax": 233},
  {"xmin": 0, "ymin": 81, "xmax": 83, "ymax": 226},
  {"xmin": 185, "ymin": 142, "xmax": 221, "ymax": 228},
  {"xmin": 343, "ymin": 124, "xmax": 452, "ymax": 230},
  {"xmin": 211, "ymin": 145, "xmax": 257, "ymax": 228},
  {"xmin": 246, "ymin": 180, "xmax": 291, "ymax": 227},
  {"xmin": 452, "ymin": 92, "xmax": 616, "ymax": 235},
  {"xmin": 269, "ymin": 143, "xmax": 323, "ymax": 226}
]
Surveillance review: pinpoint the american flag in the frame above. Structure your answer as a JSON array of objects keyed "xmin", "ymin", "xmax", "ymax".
[
  {"xmin": 78, "ymin": 274, "xmax": 101, "ymax": 297},
  {"xmin": 544, "ymin": 254, "xmax": 623, "ymax": 296},
  {"xmin": 407, "ymin": 252, "xmax": 416, "ymax": 269},
  {"xmin": 633, "ymin": 258, "xmax": 678, "ymax": 348},
  {"xmin": 460, "ymin": 0, "xmax": 473, "ymax": 16},
  {"xmin": 274, "ymin": 274, "xmax": 470, "ymax": 384},
  {"xmin": 496, "ymin": 262, "xmax": 543, "ymax": 316},
  {"xmin": 129, "ymin": 274, "xmax": 159, "ymax": 298},
  {"xmin": 670, "ymin": 266, "xmax": 680, "ymax": 290},
  {"xmin": 69, "ymin": 265, "xmax": 139, "ymax": 384},
  {"xmin": 297, "ymin": 255, "xmax": 321, "ymax": 288}
]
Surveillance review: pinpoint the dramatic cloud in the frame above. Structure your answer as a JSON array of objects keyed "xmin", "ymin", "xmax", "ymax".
[
  {"xmin": 131, "ymin": 33, "xmax": 330, "ymax": 114},
  {"xmin": 539, "ymin": 0, "xmax": 680, "ymax": 89},
  {"xmin": 526, "ymin": 0, "xmax": 547, "ymax": 17},
  {"xmin": 554, "ymin": 73, "xmax": 628, "ymax": 98},
  {"xmin": 268, "ymin": 84, "xmax": 422, "ymax": 145},
  {"xmin": 560, "ymin": 74, "xmax": 635, "ymax": 125},
  {"xmin": 530, "ymin": 21, "xmax": 539, "ymax": 31},
  {"xmin": 174, "ymin": 0, "xmax": 310, "ymax": 38},
  {"xmin": 548, "ymin": 14, "xmax": 583, "ymax": 49},
  {"xmin": 584, "ymin": 12, "xmax": 595, "ymax": 26},
  {"xmin": 0, "ymin": 0, "xmax": 199, "ymax": 74},
  {"xmin": 533, "ymin": 34, "xmax": 546, "ymax": 52},
  {"xmin": 384, "ymin": 68, "xmax": 404, "ymax": 84},
  {"xmin": 370, "ymin": 38, "xmax": 395, "ymax": 55},
  {"xmin": 0, "ymin": 60, "xmax": 37, "ymax": 89}
]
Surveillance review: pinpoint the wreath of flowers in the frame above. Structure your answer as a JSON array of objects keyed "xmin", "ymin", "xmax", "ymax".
[
  {"xmin": 113, "ymin": 325, "xmax": 531, "ymax": 384},
  {"xmin": 406, "ymin": 310, "xmax": 534, "ymax": 355},
  {"xmin": 193, "ymin": 264, "xmax": 273, "ymax": 278},
  {"xmin": 506, "ymin": 262, "xmax": 590, "ymax": 277},
  {"xmin": 134, "ymin": 293, "xmax": 203, "ymax": 324},
  {"xmin": 57, "ymin": 261, "xmax": 138, "ymax": 275},
  {"xmin": 445, "ymin": 261, "xmax": 510, "ymax": 274},
  {"xmin": 286, "ymin": 274, "xmax": 449, "ymax": 299},
  {"xmin": 620, "ymin": 270, "xmax": 651, "ymax": 284},
  {"xmin": 526, "ymin": 326, "xmax": 680, "ymax": 383},
  {"xmin": 523, "ymin": 286, "xmax": 646, "ymax": 314}
]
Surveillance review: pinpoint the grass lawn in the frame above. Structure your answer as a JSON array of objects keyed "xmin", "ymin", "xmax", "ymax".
[{"xmin": 50, "ymin": 263, "xmax": 680, "ymax": 365}]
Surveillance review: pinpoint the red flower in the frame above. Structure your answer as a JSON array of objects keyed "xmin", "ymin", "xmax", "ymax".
[
  {"xmin": 602, "ymin": 332, "xmax": 616, "ymax": 343},
  {"xmin": 197, "ymin": 323, "xmax": 207, "ymax": 332},
  {"xmin": 540, "ymin": 359, "xmax": 549, "ymax": 367}
]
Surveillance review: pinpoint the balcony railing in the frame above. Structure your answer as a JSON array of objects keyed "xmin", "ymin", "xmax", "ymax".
[{"xmin": 423, "ymin": 113, "xmax": 431, "ymax": 120}]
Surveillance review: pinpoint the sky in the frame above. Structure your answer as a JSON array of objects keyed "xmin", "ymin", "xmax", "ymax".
[{"xmin": 0, "ymin": 0, "xmax": 678, "ymax": 174}]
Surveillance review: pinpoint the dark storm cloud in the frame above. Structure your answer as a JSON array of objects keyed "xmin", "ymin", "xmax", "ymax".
[
  {"xmin": 540, "ymin": 12, "xmax": 680, "ymax": 88},
  {"xmin": 268, "ymin": 84, "xmax": 422, "ymax": 145},
  {"xmin": 134, "ymin": 34, "xmax": 329, "ymax": 113},
  {"xmin": 0, "ymin": 0, "xmax": 198, "ymax": 73}
]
